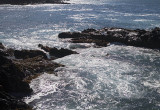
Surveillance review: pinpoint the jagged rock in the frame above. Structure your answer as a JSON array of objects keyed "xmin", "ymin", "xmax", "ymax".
[
  {"xmin": 49, "ymin": 48, "xmax": 78, "ymax": 58},
  {"xmin": 0, "ymin": 42, "xmax": 5, "ymax": 50},
  {"xmin": 38, "ymin": 44, "xmax": 78, "ymax": 58},
  {"xmin": 0, "ymin": 55, "xmax": 32, "ymax": 93},
  {"xmin": 38, "ymin": 44, "xmax": 51, "ymax": 52},
  {"xmin": 13, "ymin": 55, "xmax": 64, "ymax": 77},
  {"xmin": 58, "ymin": 32, "xmax": 87, "ymax": 38},
  {"xmin": 58, "ymin": 27, "xmax": 160, "ymax": 49},
  {"xmin": 6, "ymin": 48, "xmax": 15, "ymax": 56},
  {"xmin": 14, "ymin": 49, "xmax": 47, "ymax": 59},
  {"xmin": 71, "ymin": 37, "xmax": 109, "ymax": 47},
  {"xmin": 0, "ymin": 43, "xmax": 66, "ymax": 110},
  {"xmin": 0, "ymin": 50, "xmax": 9, "ymax": 56},
  {"xmin": 0, "ymin": 91, "xmax": 31, "ymax": 110},
  {"xmin": 0, "ymin": 43, "xmax": 15, "ymax": 56},
  {"xmin": 82, "ymin": 28, "xmax": 97, "ymax": 33},
  {"xmin": 58, "ymin": 32, "xmax": 109, "ymax": 47}
]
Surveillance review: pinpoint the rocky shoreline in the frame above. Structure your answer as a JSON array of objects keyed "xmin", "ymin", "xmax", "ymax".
[
  {"xmin": 0, "ymin": 43, "xmax": 77, "ymax": 110},
  {"xmin": 58, "ymin": 27, "xmax": 160, "ymax": 49},
  {"xmin": 0, "ymin": 0, "xmax": 69, "ymax": 5},
  {"xmin": 0, "ymin": 27, "xmax": 159, "ymax": 109}
]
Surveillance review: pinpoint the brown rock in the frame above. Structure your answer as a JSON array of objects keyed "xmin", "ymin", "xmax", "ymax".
[
  {"xmin": 14, "ymin": 49, "xmax": 47, "ymax": 59},
  {"xmin": 13, "ymin": 55, "xmax": 64, "ymax": 76},
  {"xmin": 38, "ymin": 44, "xmax": 78, "ymax": 58},
  {"xmin": 0, "ymin": 91, "xmax": 32, "ymax": 110},
  {"xmin": 58, "ymin": 27, "xmax": 160, "ymax": 49},
  {"xmin": 49, "ymin": 48, "xmax": 78, "ymax": 58},
  {"xmin": 58, "ymin": 32, "xmax": 87, "ymax": 38},
  {"xmin": 0, "ymin": 55, "xmax": 32, "ymax": 93},
  {"xmin": 0, "ymin": 50, "xmax": 9, "ymax": 56},
  {"xmin": 82, "ymin": 28, "xmax": 97, "ymax": 33}
]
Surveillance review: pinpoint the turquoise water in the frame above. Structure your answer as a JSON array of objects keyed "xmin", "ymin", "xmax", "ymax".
[{"xmin": 0, "ymin": 0, "xmax": 160, "ymax": 109}]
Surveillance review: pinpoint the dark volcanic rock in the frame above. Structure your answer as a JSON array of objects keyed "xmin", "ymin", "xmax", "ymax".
[
  {"xmin": 0, "ymin": 45, "xmax": 16, "ymax": 58},
  {"xmin": 38, "ymin": 44, "xmax": 51, "ymax": 52},
  {"xmin": 71, "ymin": 37, "xmax": 109, "ymax": 47},
  {"xmin": 38, "ymin": 44, "xmax": 78, "ymax": 58},
  {"xmin": 49, "ymin": 48, "xmax": 78, "ymax": 58},
  {"xmin": 0, "ymin": 43, "xmax": 66, "ymax": 110},
  {"xmin": 0, "ymin": 55, "xmax": 32, "ymax": 93},
  {"xmin": 14, "ymin": 49, "xmax": 47, "ymax": 59},
  {"xmin": 0, "ymin": 42, "xmax": 5, "ymax": 50},
  {"xmin": 5, "ymin": 48, "xmax": 15, "ymax": 56},
  {"xmin": 0, "ymin": 50, "xmax": 9, "ymax": 56},
  {"xmin": 58, "ymin": 27, "xmax": 160, "ymax": 49},
  {"xmin": 0, "ymin": 44, "xmax": 32, "ymax": 94},
  {"xmin": 0, "ymin": 91, "xmax": 31, "ymax": 110},
  {"xmin": 0, "ymin": 43, "xmax": 15, "ymax": 56},
  {"xmin": 58, "ymin": 32, "xmax": 87, "ymax": 38},
  {"xmin": 0, "ymin": 54, "xmax": 32, "ymax": 109},
  {"xmin": 13, "ymin": 55, "xmax": 64, "ymax": 79},
  {"xmin": 58, "ymin": 31, "xmax": 109, "ymax": 47},
  {"xmin": 82, "ymin": 28, "xmax": 97, "ymax": 33}
]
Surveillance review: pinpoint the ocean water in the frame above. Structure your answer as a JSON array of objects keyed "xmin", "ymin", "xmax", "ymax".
[{"xmin": 0, "ymin": 0, "xmax": 160, "ymax": 109}]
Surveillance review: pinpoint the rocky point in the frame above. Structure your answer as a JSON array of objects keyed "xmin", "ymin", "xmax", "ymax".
[
  {"xmin": 0, "ymin": 42, "xmax": 77, "ymax": 110},
  {"xmin": 58, "ymin": 27, "xmax": 160, "ymax": 49}
]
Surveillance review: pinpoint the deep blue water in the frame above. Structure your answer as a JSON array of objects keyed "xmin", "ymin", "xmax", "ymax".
[{"xmin": 0, "ymin": 0, "xmax": 160, "ymax": 109}]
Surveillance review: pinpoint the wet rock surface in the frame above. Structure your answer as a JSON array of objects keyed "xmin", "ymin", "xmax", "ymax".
[
  {"xmin": 0, "ymin": 55, "xmax": 32, "ymax": 93},
  {"xmin": 1, "ymin": 27, "xmax": 159, "ymax": 109},
  {"xmin": 0, "ymin": 42, "xmax": 5, "ymax": 49},
  {"xmin": 58, "ymin": 27, "xmax": 160, "ymax": 49},
  {"xmin": 0, "ymin": 91, "xmax": 31, "ymax": 110},
  {"xmin": 38, "ymin": 44, "xmax": 78, "ymax": 58},
  {"xmin": 14, "ymin": 49, "xmax": 47, "ymax": 59},
  {"xmin": 0, "ymin": 50, "xmax": 32, "ymax": 110},
  {"xmin": 13, "ymin": 55, "xmax": 64, "ymax": 83},
  {"xmin": 0, "ymin": 43, "xmax": 76, "ymax": 110}
]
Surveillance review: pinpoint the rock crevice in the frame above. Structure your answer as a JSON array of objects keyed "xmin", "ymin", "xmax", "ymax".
[{"xmin": 0, "ymin": 43, "xmax": 76, "ymax": 110}]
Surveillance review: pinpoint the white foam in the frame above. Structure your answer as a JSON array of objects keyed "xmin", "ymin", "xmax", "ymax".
[
  {"xmin": 134, "ymin": 19, "xmax": 154, "ymax": 22},
  {"xmin": 128, "ymin": 32, "xmax": 138, "ymax": 36},
  {"xmin": 23, "ymin": 44, "xmax": 160, "ymax": 109}
]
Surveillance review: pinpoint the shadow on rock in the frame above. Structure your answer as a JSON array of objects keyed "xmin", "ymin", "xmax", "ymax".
[
  {"xmin": 58, "ymin": 27, "xmax": 160, "ymax": 49},
  {"xmin": 38, "ymin": 44, "xmax": 78, "ymax": 58}
]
